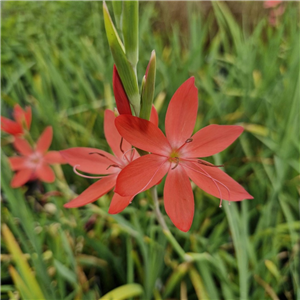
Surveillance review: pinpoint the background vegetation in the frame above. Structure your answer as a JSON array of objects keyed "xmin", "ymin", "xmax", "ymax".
[{"xmin": 1, "ymin": 1, "xmax": 299, "ymax": 299}]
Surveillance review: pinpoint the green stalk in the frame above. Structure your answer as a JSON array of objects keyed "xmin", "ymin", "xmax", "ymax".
[
  {"xmin": 150, "ymin": 186, "xmax": 190, "ymax": 261},
  {"xmin": 103, "ymin": 1, "xmax": 140, "ymax": 115},
  {"xmin": 122, "ymin": 1, "xmax": 139, "ymax": 70}
]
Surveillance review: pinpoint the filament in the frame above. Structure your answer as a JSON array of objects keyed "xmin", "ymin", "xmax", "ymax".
[
  {"xmin": 122, "ymin": 148, "xmax": 135, "ymax": 163},
  {"xmin": 197, "ymin": 159, "xmax": 224, "ymax": 168},
  {"xmin": 195, "ymin": 163, "xmax": 230, "ymax": 202},
  {"xmin": 120, "ymin": 137, "xmax": 124, "ymax": 154},
  {"xmin": 196, "ymin": 164, "xmax": 223, "ymax": 205},
  {"xmin": 73, "ymin": 165, "xmax": 104, "ymax": 179},
  {"xmin": 106, "ymin": 164, "xmax": 121, "ymax": 170},
  {"xmin": 89, "ymin": 152, "xmax": 117, "ymax": 165},
  {"xmin": 183, "ymin": 163, "xmax": 231, "ymax": 205},
  {"xmin": 130, "ymin": 148, "xmax": 136, "ymax": 161},
  {"xmin": 180, "ymin": 157, "xmax": 224, "ymax": 168},
  {"xmin": 136, "ymin": 158, "xmax": 169, "ymax": 195},
  {"xmin": 176, "ymin": 137, "xmax": 193, "ymax": 152},
  {"xmin": 171, "ymin": 157, "xmax": 180, "ymax": 170}
]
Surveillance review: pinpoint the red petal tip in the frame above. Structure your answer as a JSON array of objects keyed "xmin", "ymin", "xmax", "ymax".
[{"xmin": 113, "ymin": 65, "xmax": 132, "ymax": 115}]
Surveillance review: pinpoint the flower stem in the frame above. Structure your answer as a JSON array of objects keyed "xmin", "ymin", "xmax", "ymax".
[{"xmin": 150, "ymin": 186, "xmax": 188, "ymax": 261}]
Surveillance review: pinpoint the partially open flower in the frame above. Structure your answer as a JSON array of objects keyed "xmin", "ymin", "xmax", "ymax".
[
  {"xmin": 9, "ymin": 127, "xmax": 65, "ymax": 188},
  {"xmin": 113, "ymin": 65, "xmax": 132, "ymax": 115}
]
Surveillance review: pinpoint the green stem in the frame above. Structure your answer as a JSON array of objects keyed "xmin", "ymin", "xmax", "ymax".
[
  {"xmin": 23, "ymin": 130, "xmax": 35, "ymax": 148},
  {"xmin": 150, "ymin": 186, "xmax": 189, "ymax": 261}
]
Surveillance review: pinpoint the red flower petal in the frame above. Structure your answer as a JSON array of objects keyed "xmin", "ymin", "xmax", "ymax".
[
  {"xmin": 11, "ymin": 168, "xmax": 33, "ymax": 188},
  {"xmin": 60, "ymin": 148, "xmax": 118, "ymax": 175},
  {"xmin": 108, "ymin": 193, "xmax": 134, "ymax": 214},
  {"xmin": 13, "ymin": 105, "xmax": 31, "ymax": 129},
  {"xmin": 115, "ymin": 115, "xmax": 171, "ymax": 155},
  {"xmin": 44, "ymin": 151, "xmax": 66, "ymax": 164},
  {"xmin": 164, "ymin": 165, "xmax": 194, "ymax": 232},
  {"xmin": 14, "ymin": 137, "xmax": 33, "ymax": 155},
  {"xmin": 1, "ymin": 117, "xmax": 23, "ymax": 135},
  {"xmin": 115, "ymin": 154, "xmax": 170, "ymax": 197},
  {"xmin": 104, "ymin": 109, "xmax": 132, "ymax": 159},
  {"xmin": 150, "ymin": 105, "xmax": 159, "ymax": 126},
  {"xmin": 165, "ymin": 77, "xmax": 198, "ymax": 149},
  {"xmin": 9, "ymin": 157, "xmax": 27, "ymax": 171},
  {"xmin": 24, "ymin": 106, "xmax": 32, "ymax": 129},
  {"xmin": 36, "ymin": 126, "xmax": 53, "ymax": 153},
  {"xmin": 113, "ymin": 65, "xmax": 132, "ymax": 115},
  {"xmin": 13, "ymin": 105, "xmax": 24, "ymax": 124},
  {"xmin": 64, "ymin": 175, "xmax": 117, "ymax": 208},
  {"xmin": 181, "ymin": 125, "xmax": 244, "ymax": 158},
  {"xmin": 183, "ymin": 161, "xmax": 253, "ymax": 201},
  {"xmin": 264, "ymin": 0, "xmax": 281, "ymax": 8},
  {"xmin": 36, "ymin": 163, "xmax": 55, "ymax": 183}
]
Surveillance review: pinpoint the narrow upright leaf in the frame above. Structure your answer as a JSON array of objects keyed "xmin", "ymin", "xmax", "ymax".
[
  {"xmin": 122, "ymin": 1, "xmax": 139, "ymax": 68},
  {"xmin": 112, "ymin": 1, "xmax": 123, "ymax": 31},
  {"xmin": 2, "ymin": 224, "xmax": 45, "ymax": 300},
  {"xmin": 140, "ymin": 50, "xmax": 156, "ymax": 121},
  {"xmin": 103, "ymin": 1, "xmax": 140, "ymax": 115}
]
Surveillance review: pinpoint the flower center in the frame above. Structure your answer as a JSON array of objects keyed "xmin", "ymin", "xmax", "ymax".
[
  {"xmin": 168, "ymin": 150, "xmax": 179, "ymax": 162},
  {"xmin": 168, "ymin": 150, "xmax": 180, "ymax": 170},
  {"xmin": 27, "ymin": 152, "xmax": 43, "ymax": 168}
]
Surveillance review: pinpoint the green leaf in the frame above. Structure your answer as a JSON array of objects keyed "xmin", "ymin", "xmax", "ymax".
[
  {"xmin": 99, "ymin": 283, "xmax": 144, "ymax": 300},
  {"xmin": 163, "ymin": 263, "xmax": 189, "ymax": 298},
  {"xmin": 103, "ymin": 1, "xmax": 140, "ymax": 115},
  {"xmin": 2, "ymin": 225, "xmax": 45, "ymax": 300},
  {"xmin": 122, "ymin": 1, "xmax": 139, "ymax": 68},
  {"xmin": 112, "ymin": 1, "xmax": 123, "ymax": 31},
  {"xmin": 53, "ymin": 259, "xmax": 77, "ymax": 285},
  {"xmin": 189, "ymin": 266, "xmax": 210, "ymax": 300},
  {"xmin": 140, "ymin": 50, "xmax": 156, "ymax": 121},
  {"xmin": 9, "ymin": 266, "xmax": 32, "ymax": 299}
]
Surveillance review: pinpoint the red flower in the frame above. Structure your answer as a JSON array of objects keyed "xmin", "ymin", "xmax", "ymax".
[
  {"xmin": 60, "ymin": 109, "xmax": 158, "ymax": 213},
  {"xmin": 9, "ymin": 126, "xmax": 65, "ymax": 188},
  {"xmin": 1, "ymin": 104, "xmax": 32, "ymax": 136},
  {"xmin": 264, "ymin": 0, "xmax": 282, "ymax": 8},
  {"xmin": 115, "ymin": 77, "xmax": 253, "ymax": 232},
  {"xmin": 264, "ymin": 0, "xmax": 285, "ymax": 26}
]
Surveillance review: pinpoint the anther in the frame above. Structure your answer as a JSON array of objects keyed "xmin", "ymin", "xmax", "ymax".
[
  {"xmin": 89, "ymin": 152, "xmax": 117, "ymax": 164},
  {"xmin": 89, "ymin": 152, "xmax": 106, "ymax": 158},
  {"xmin": 171, "ymin": 157, "xmax": 180, "ymax": 170},
  {"xmin": 120, "ymin": 137, "xmax": 124, "ymax": 154},
  {"xmin": 177, "ymin": 138, "xmax": 193, "ymax": 151},
  {"xmin": 106, "ymin": 164, "xmax": 120, "ymax": 170},
  {"xmin": 198, "ymin": 160, "xmax": 224, "ymax": 167}
]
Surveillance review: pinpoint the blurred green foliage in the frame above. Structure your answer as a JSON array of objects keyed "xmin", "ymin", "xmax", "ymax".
[{"xmin": 1, "ymin": 1, "xmax": 299, "ymax": 300}]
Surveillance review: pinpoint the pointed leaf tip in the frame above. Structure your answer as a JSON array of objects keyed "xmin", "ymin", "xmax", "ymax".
[
  {"xmin": 103, "ymin": 1, "xmax": 140, "ymax": 115},
  {"xmin": 140, "ymin": 51, "xmax": 156, "ymax": 121}
]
